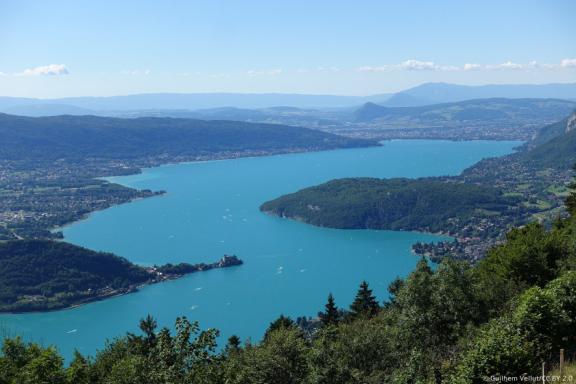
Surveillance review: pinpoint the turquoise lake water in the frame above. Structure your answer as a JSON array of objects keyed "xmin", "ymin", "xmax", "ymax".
[{"xmin": 0, "ymin": 140, "xmax": 521, "ymax": 360}]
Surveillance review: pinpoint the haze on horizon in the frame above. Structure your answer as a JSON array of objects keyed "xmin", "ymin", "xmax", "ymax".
[{"xmin": 0, "ymin": 0, "xmax": 575, "ymax": 98}]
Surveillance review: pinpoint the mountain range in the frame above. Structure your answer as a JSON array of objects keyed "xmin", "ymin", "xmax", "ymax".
[
  {"xmin": 353, "ymin": 98, "xmax": 576, "ymax": 123},
  {"xmin": 384, "ymin": 82, "xmax": 576, "ymax": 106},
  {"xmin": 2, "ymin": 82, "xmax": 576, "ymax": 116},
  {"xmin": 521, "ymin": 111, "xmax": 576, "ymax": 169}
]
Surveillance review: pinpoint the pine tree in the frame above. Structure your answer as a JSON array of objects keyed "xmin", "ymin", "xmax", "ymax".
[
  {"xmin": 349, "ymin": 281, "xmax": 380, "ymax": 318},
  {"xmin": 139, "ymin": 314, "xmax": 157, "ymax": 346},
  {"xmin": 226, "ymin": 335, "xmax": 241, "ymax": 352},
  {"xmin": 320, "ymin": 293, "xmax": 340, "ymax": 326},
  {"xmin": 384, "ymin": 277, "xmax": 405, "ymax": 308}
]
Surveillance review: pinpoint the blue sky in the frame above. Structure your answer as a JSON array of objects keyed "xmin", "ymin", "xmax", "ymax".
[{"xmin": 0, "ymin": 0, "xmax": 575, "ymax": 97}]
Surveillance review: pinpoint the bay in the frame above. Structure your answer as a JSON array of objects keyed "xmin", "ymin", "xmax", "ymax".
[{"xmin": 0, "ymin": 139, "xmax": 520, "ymax": 360}]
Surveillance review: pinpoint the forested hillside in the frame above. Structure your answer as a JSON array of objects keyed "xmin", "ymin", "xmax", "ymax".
[
  {"xmin": 0, "ymin": 240, "xmax": 242, "ymax": 312},
  {"xmin": 0, "ymin": 240, "xmax": 150, "ymax": 312},
  {"xmin": 260, "ymin": 177, "xmax": 521, "ymax": 235},
  {"xmin": 520, "ymin": 113, "xmax": 576, "ymax": 169},
  {"xmin": 0, "ymin": 113, "xmax": 375, "ymax": 162}
]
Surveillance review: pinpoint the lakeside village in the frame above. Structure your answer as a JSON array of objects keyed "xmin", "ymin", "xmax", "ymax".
[{"xmin": 415, "ymin": 159, "xmax": 573, "ymax": 262}]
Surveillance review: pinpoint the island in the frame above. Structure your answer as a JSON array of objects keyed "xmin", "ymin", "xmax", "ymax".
[{"xmin": 0, "ymin": 240, "xmax": 243, "ymax": 313}]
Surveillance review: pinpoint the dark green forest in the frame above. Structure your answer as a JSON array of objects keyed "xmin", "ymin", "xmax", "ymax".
[
  {"xmin": 0, "ymin": 241, "xmax": 243, "ymax": 313},
  {"xmin": 0, "ymin": 240, "xmax": 151, "ymax": 312},
  {"xmin": 2, "ymin": 181, "xmax": 576, "ymax": 383},
  {"xmin": 260, "ymin": 177, "xmax": 522, "ymax": 234}
]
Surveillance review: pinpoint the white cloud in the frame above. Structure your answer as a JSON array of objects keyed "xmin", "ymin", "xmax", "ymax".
[
  {"xmin": 463, "ymin": 63, "xmax": 482, "ymax": 71},
  {"xmin": 246, "ymin": 69, "xmax": 282, "ymax": 77},
  {"xmin": 20, "ymin": 64, "xmax": 69, "ymax": 76},
  {"xmin": 400, "ymin": 59, "xmax": 439, "ymax": 71},
  {"xmin": 561, "ymin": 58, "xmax": 576, "ymax": 68},
  {"xmin": 486, "ymin": 61, "xmax": 525, "ymax": 71},
  {"xmin": 440, "ymin": 65, "xmax": 461, "ymax": 72},
  {"xmin": 358, "ymin": 61, "xmax": 464, "ymax": 72},
  {"xmin": 357, "ymin": 58, "xmax": 576, "ymax": 73}
]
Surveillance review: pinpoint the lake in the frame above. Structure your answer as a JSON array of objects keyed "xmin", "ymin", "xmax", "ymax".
[{"xmin": 0, "ymin": 139, "xmax": 521, "ymax": 360}]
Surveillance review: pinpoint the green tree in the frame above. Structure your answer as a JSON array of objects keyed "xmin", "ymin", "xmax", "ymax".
[
  {"xmin": 224, "ymin": 327, "xmax": 310, "ymax": 384},
  {"xmin": 151, "ymin": 317, "xmax": 219, "ymax": 384},
  {"xmin": 390, "ymin": 258, "xmax": 479, "ymax": 382},
  {"xmin": 310, "ymin": 317, "xmax": 395, "ymax": 384},
  {"xmin": 349, "ymin": 281, "xmax": 379, "ymax": 319},
  {"xmin": 228, "ymin": 335, "xmax": 241, "ymax": 349},
  {"xmin": 21, "ymin": 347, "xmax": 65, "ymax": 384},
  {"xmin": 105, "ymin": 355, "xmax": 148, "ymax": 384},
  {"xmin": 473, "ymin": 223, "xmax": 564, "ymax": 317},
  {"xmin": 139, "ymin": 314, "xmax": 158, "ymax": 353},
  {"xmin": 320, "ymin": 293, "xmax": 340, "ymax": 326},
  {"xmin": 384, "ymin": 277, "xmax": 404, "ymax": 308},
  {"xmin": 66, "ymin": 350, "xmax": 91, "ymax": 384},
  {"xmin": 0, "ymin": 337, "xmax": 66, "ymax": 384},
  {"xmin": 264, "ymin": 315, "xmax": 297, "ymax": 340},
  {"xmin": 139, "ymin": 314, "xmax": 157, "ymax": 341},
  {"xmin": 308, "ymin": 327, "xmax": 353, "ymax": 384},
  {"xmin": 453, "ymin": 318, "xmax": 537, "ymax": 383},
  {"xmin": 0, "ymin": 338, "xmax": 66, "ymax": 384}
]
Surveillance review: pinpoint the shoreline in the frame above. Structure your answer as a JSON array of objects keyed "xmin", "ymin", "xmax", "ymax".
[
  {"xmin": 261, "ymin": 209, "xmax": 456, "ymax": 243},
  {"xmin": 52, "ymin": 138, "xmax": 520, "ymax": 239},
  {"xmin": 1, "ymin": 274, "xmax": 184, "ymax": 315},
  {"xmin": 0, "ymin": 255, "xmax": 243, "ymax": 315},
  {"xmin": 51, "ymin": 144, "xmax": 384, "ymax": 237},
  {"xmin": 50, "ymin": 192, "xmax": 167, "ymax": 235},
  {"xmin": 104, "ymin": 144, "xmax": 385, "ymax": 182},
  {"xmin": 29, "ymin": 139, "xmax": 515, "ymax": 315}
]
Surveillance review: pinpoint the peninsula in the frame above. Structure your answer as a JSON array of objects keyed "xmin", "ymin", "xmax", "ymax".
[
  {"xmin": 261, "ymin": 110, "xmax": 576, "ymax": 261},
  {"xmin": 0, "ymin": 240, "xmax": 243, "ymax": 313}
]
